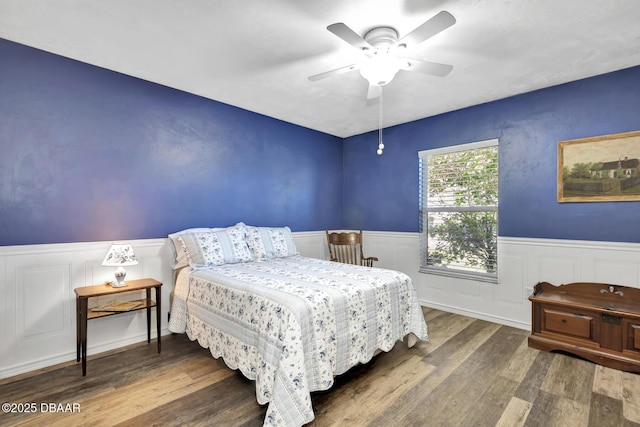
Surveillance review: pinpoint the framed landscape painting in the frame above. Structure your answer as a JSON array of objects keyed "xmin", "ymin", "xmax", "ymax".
[{"xmin": 558, "ymin": 130, "xmax": 640, "ymax": 202}]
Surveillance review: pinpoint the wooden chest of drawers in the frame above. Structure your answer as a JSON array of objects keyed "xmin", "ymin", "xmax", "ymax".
[{"xmin": 529, "ymin": 281, "xmax": 640, "ymax": 373}]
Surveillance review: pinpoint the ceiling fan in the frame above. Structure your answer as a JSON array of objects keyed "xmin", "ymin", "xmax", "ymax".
[{"xmin": 309, "ymin": 11, "xmax": 456, "ymax": 99}]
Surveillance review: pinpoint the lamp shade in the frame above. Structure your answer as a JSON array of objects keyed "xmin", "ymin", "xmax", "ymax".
[{"xmin": 102, "ymin": 243, "xmax": 139, "ymax": 267}]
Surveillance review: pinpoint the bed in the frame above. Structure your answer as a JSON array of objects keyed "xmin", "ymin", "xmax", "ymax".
[{"xmin": 168, "ymin": 223, "xmax": 428, "ymax": 426}]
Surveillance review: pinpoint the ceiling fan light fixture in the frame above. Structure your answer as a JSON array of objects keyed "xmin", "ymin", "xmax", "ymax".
[
  {"xmin": 310, "ymin": 11, "xmax": 455, "ymax": 98},
  {"xmin": 359, "ymin": 50, "xmax": 401, "ymax": 86}
]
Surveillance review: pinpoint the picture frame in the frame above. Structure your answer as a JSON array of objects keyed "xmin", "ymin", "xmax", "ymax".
[{"xmin": 557, "ymin": 130, "xmax": 640, "ymax": 202}]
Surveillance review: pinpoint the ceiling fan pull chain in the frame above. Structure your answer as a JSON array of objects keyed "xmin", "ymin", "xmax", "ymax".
[{"xmin": 377, "ymin": 88, "xmax": 384, "ymax": 155}]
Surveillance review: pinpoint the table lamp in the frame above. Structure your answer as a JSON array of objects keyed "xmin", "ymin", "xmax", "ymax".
[{"xmin": 102, "ymin": 243, "xmax": 138, "ymax": 287}]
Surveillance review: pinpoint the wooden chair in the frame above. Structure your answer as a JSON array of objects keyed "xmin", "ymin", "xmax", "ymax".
[{"xmin": 326, "ymin": 230, "xmax": 378, "ymax": 267}]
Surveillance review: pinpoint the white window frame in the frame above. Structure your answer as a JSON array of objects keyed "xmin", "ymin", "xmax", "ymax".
[{"xmin": 418, "ymin": 139, "xmax": 499, "ymax": 283}]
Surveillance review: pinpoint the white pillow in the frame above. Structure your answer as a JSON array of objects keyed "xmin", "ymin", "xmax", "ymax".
[
  {"xmin": 245, "ymin": 225, "xmax": 298, "ymax": 260},
  {"xmin": 178, "ymin": 224, "xmax": 253, "ymax": 268},
  {"xmin": 168, "ymin": 228, "xmax": 214, "ymax": 270}
]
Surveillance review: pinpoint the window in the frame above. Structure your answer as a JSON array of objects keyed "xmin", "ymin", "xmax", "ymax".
[{"xmin": 418, "ymin": 139, "xmax": 499, "ymax": 282}]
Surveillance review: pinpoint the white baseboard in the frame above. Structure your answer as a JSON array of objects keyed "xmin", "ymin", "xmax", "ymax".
[{"xmin": 419, "ymin": 300, "xmax": 531, "ymax": 331}]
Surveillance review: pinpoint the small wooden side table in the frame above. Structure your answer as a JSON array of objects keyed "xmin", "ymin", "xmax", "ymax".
[{"xmin": 75, "ymin": 278, "xmax": 162, "ymax": 376}]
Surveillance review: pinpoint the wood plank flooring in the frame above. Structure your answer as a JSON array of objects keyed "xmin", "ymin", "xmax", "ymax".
[{"xmin": 1, "ymin": 308, "xmax": 639, "ymax": 426}]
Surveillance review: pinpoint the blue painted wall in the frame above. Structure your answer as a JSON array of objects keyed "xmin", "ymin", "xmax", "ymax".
[
  {"xmin": 343, "ymin": 65, "xmax": 640, "ymax": 242},
  {"xmin": 0, "ymin": 39, "xmax": 343, "ymax": 245},
  {"xmin": 2, "ymin": 37, "xmax": 639, "ymax": 246}
]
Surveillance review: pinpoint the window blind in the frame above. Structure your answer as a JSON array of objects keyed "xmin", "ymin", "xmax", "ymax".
[{"xmin": 418, "ymin": 139, "xmax": 499, "ymax": 282}]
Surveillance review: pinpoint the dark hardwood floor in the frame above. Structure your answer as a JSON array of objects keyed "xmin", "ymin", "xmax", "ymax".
[{"xmin": 1, "ymin": 308, "xmax": 639, "ymax": 426}]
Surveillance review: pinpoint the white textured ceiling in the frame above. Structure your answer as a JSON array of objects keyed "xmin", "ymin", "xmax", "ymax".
[{"xmin": 1, "ymin": 0, "xmax": 640, "ymax": 138}]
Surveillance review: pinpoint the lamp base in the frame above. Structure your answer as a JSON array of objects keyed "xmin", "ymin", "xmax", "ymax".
[{"xmin": 112, "ymin": 267, "xmax": 128, "ymax": 287}]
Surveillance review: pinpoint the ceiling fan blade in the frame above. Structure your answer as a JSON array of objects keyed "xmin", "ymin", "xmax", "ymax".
[
  {"xmin": 366, "ymin": 84, "xmax": 382, "ymax": 100},
  {"xmin": 401, "ymin": 58, "xmax": 453, "ymax": 77},
  {"xmin": 327, "ymin": 23, "xmax": 374, "ymax": 51},
  {"xmin": 308, "ymin": 63, "xmax": 359, "ymax": 81},
  {"xmin": 397, "ymin": 11, "xmax": 456, "ymax": 48}
]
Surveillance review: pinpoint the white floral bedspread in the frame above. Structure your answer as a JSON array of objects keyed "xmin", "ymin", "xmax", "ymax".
[{"xmin": 169, "ymin": 256, "xmax": 428, "ymax": 426}]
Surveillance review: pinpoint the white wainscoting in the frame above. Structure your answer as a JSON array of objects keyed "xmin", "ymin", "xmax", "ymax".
[
  {"xmin": 0, "ymin": 239, "xmax": 173, "ymax": 379},
  {"xmin": 2, "ymin": 232, "xmax": 639, "ymax": 379},
  {"xmin": 361, "ymin": 232, "xmax": 640, "ymax": 330}
]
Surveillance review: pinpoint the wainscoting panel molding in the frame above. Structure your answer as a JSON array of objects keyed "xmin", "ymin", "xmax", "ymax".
[
  {"xmin": 538, "ymin": 255, "xmax": 581, "ymax": 285},
  {"xmin": 497, "ymin": 252, "xmax": 527, "ymax": 304},
  {"xmin": 15, "ymin": 263, "xmax": 70, "ymax": 344},
  {"xmin": 291, "ymin": 231, "xmax": 327, "ymax": 260},
  {"xmin": 1, "ymin": 232, "xmax": 638, "ymax": 379}
]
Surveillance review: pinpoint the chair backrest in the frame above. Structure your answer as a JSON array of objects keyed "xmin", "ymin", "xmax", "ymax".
[{"xmin": 326, "ymin": 230, "xmax": 377, "ymax": 267}]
